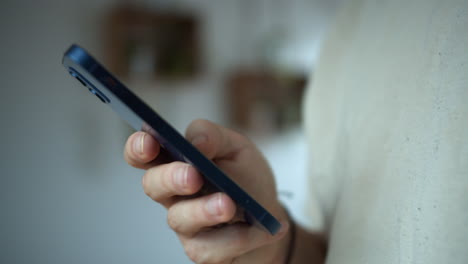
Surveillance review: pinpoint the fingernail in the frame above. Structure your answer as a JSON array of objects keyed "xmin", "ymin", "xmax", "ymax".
[
  {"xmin": 134, "ymin": 133, "xmax": 145, "ymax": 155},
  {"xmin": 191, "ymin": 135, "xmax": 207, "ymax": 147},
  {"xmin": 174, "ymin": 165, "xmax": 188, "ymax": 190},
  {"xmin": 205, "ymin": 193, "xmax": 221, "ymax": 216}
]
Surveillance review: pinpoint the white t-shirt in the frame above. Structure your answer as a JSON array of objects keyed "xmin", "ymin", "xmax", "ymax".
[{"xmin": 304, "ymin": 0, "xmax": 468, "ymax": 263}]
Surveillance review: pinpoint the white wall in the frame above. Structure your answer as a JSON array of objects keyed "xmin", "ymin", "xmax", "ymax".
[
  {"xmin": 0, "ymin": 0, "xmax": 340, "ymax": 263},
  {"xmin": 0, "ymin": 1, "xmax": 190, "ymax": 263}
]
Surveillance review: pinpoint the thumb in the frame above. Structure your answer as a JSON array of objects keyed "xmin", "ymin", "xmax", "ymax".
[{"xmin": 185, "ymin": 119, "xmax": 250, "ymax": 160}]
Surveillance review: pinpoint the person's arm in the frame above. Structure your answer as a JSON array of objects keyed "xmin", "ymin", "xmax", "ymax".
[
  {"xmin": 124, "ymin": 119, "xmax": 326, "ymax": 263},
  {"xmin": 288, "ymin": 223, "xmax": 327, "ymax": 264}
]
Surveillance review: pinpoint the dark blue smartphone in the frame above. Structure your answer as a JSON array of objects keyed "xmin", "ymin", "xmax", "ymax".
[{"xmin": 62, "ymin": 44, "xmax": 281, "ymax": 235}]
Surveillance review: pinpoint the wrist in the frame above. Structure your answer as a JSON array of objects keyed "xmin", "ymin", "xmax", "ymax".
[
  {"xmin": 268, "ymin": 205, "xmax": 295, "ymax": 264},
  {"xmin": 274, "ymin": 206, "xmax": 327, "ymax": 264},
  {"xmin": 281, "ymin": 207, "xmax": 296, "ymax": 264}
]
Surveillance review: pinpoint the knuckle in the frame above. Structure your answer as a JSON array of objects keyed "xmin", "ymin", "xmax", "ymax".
[
  {"xmin": 229, "ymin": 237, "xmax": 245, "ymax": 252},
  {"xmin": 166, "ymin": 209, "xmax": 183, "ymax": 233},
  {"xmin": 191, "ymin": 118, "xmax": 210, "ymax": 128},
  {"xmin": 141, "ymin": 168, "xmax": 162, "ymax": 202},
  {"xmin": 228, "ymin": 228, "xmax": 249, "ymax": 251},
  {"xmin": 231, "ymin": 130, "xmax": 251, "ymax": 146},
  {"xmin": 184, "ymin": 242, "xmax": 227, "ymax": 264},
  {"xmin": 141, "ymin": 169, "xmax": 148, "ymax": 188},
  {"xmin": 186, "ymin": 119, "xmax": 211, "ymax": 138},
  {"xmin": 184, "ymin": 242, "xmax": 203, "ymax": 263},
  {"xmin": 141, "ymin": 170, "xmax": 152, "ymax": 197}
]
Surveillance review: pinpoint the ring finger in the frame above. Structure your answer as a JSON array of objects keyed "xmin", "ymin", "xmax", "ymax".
[{"xmin": 167, "ymin": 192, "xmax": 237, "ymax": 237}]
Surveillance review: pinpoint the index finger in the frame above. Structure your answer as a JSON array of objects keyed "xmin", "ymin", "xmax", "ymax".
[{"xmin": 124, "ymin": 131, "xmax": 161, "ymax": 169}]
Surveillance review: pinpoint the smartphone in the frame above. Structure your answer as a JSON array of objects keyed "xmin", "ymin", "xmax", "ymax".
[{"xmin": 62, "ymin": 44, "xmax": 281, "ymax": 235}]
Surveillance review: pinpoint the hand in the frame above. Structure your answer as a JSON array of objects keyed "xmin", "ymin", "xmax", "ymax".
[{"xmin": 124, "ymin": 119, "xmax": 291, "ymax": 263}]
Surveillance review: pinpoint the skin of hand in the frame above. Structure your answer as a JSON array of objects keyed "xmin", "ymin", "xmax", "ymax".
[{"xmin": 124, "ymin": 119, "xmax": 292, "ymax": 264}]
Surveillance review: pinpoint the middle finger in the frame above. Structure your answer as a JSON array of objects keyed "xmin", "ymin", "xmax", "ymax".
[{"xmin": 142, "ymin": 161, "xmax": 204, "ymax": 207}]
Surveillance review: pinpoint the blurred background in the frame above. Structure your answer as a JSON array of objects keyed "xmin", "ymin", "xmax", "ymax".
[{"xmin": 0, "ymin": 0, "xmax": 341, "ymax": 263}]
